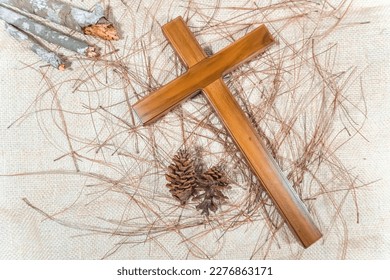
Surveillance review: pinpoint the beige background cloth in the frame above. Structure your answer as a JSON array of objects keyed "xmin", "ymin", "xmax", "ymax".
[{"xmin": 0, "ymin": 0, "xmax": 389, "ymax": 259}]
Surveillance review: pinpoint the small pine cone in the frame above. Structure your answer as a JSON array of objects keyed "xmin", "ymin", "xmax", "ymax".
[
  {"xmin": 198, "ymin": 166, "xmax": 229, "ymax": 188},
  {"xmin": 194, "ymin": 166, "xmax": 229, "ymax": 216},
  {"xmin": 165, "ymin": 150, "xmax": 197, "ymax": 205}
]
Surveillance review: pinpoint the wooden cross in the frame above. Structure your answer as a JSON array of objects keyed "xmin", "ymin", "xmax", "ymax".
[{"xmin": 133, "ymin": 17, "xmax": 322, "ymax": 247}]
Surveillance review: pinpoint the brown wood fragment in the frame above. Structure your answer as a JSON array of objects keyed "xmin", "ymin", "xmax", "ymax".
[{"xmin": 83, "ymin": 23, "xmax": 119, "ymax": 41}]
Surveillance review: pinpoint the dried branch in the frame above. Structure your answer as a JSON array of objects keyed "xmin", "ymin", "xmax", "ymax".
[
  {"xmin": 0, "ymin": 0, "xmax": 119, "ymax": 40},
  {"xmin": 0, "ymin": 5, "xmax": 99, "ymax": 57},
  {"xmin": 4, "ymin": 22, "xmax": 65, "ymax": 70}
]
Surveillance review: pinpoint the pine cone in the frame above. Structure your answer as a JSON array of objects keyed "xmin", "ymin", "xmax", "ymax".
[
  {"xmin": 194, "ymin": 166, "xmax": 229, "ymax": 216},
  {"xmin": 165, "ymin": 150, "xmax": 197, "ymax": 205}
]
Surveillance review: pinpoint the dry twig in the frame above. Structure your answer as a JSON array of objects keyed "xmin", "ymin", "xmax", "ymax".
[
  {"xmin": 5, "ymin": 23, "xmax": 65, "ymax": 70},
  {"xmin": 0, "ymin": 0, "xmax": 119, "ymax": 40},
  {"xmin": 0, "ymin": 5, "xmax": 99, "ymax": 57}
]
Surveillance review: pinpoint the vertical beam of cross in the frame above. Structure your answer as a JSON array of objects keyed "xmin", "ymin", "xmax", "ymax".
[{"xmin": 134, "ymin": 17, "xmax": 322, "ymax": 247}]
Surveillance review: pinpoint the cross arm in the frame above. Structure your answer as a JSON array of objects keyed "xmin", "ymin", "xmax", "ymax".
[{"xmin": 133, "ymin": 21, "xmax": 274, "ymax": 124}]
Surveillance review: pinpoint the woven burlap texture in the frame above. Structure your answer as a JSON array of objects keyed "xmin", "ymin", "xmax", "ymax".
[{"xmin": 0, "ymin": 0, "xmax": 389, "ymax": 259}]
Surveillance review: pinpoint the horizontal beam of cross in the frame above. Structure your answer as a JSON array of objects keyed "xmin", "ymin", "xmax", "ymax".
[{"xmin": 133, "ymin": 21, "xmax": 273, "ymax": 124}]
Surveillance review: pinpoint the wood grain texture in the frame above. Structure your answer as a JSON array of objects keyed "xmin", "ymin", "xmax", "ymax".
[
  {"xmin": 162, "ymin": 17, "xmax": 322, "ymax": 247},
  {"xmin": 134, "ymin": 17, "xmax": 322, "ymax": 247},
  {"xmin": 133, "ymin": 20, "xmax": 274, "ymax": 124}
]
